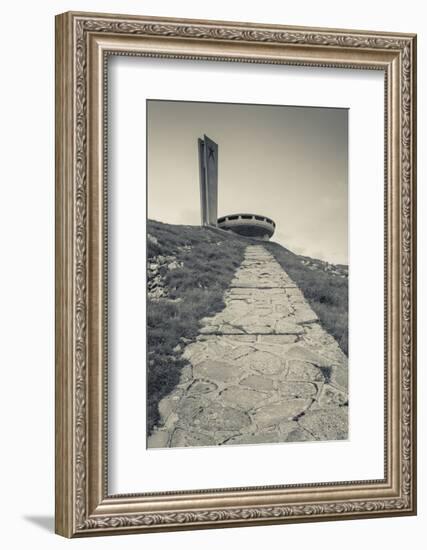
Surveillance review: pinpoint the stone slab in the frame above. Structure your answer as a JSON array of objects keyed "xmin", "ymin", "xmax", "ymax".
[
  {"xmin": 252, "ymin": 399, "xmax": 312, "ymax": 428},
  {"xmin": 297, "ymin": 408, "xmax": 348, "ymax": 440}
]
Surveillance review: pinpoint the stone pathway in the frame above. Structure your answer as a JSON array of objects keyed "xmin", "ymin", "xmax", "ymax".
[{"xmin": 148, "ymin": 245, "xmax": 348, "ymax": 448}]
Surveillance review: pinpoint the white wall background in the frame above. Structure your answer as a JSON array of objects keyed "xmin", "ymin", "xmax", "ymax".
[{"xmin": 0, "ymin": 1, "xmax": 424, "ymax": 548}]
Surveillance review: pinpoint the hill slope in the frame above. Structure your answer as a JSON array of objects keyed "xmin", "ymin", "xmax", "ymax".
[
  {"xmin": 147, "ymin": 220, "xmax": 248, "ymax": 433},
  {"xmin": 146, "ymin": 220, "xmax": 348, "ymax": 434}
]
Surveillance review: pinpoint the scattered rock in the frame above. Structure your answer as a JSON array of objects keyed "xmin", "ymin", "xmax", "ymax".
[
  {"xmin": 147, "ymin": 252, "xmax": 183, "ymax": 299},
  {"xmin": 147, "ymin": 233, "xmax": 159, "ymax": 245},
  {"xmin": 300, "ymin": 257, "xmax": 348, "ymax": 279}
]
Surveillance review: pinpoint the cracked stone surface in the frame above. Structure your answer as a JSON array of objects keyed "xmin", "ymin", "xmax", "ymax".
[{"xmin": 148, "ymin": 245, "xmax": 348, "ymax": 448}]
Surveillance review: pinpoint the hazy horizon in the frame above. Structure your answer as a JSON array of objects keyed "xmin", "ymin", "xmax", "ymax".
[{"xmin": 147, "ymin": 100, "xmax": 348, "ymax": 265}]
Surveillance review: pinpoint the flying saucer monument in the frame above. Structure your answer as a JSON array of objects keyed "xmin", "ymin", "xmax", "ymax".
[{"xmin": 198, "ymin": 135, "xmax": 275, "ymax": 241}]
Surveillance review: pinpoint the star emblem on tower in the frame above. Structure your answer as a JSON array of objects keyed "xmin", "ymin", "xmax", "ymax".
[{"xmin": 208, "ymin": 146, "xmax": 215, "ymax": 160}]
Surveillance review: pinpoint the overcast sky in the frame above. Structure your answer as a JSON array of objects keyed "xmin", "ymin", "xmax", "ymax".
[{"xmin": 147, "ymin": 100, "xmax": 348, "ymax": 265}]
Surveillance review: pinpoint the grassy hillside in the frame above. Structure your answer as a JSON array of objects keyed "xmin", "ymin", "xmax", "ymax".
[
  {"xmin": 146, "ymin": 220, "xmax": 247, "ymax": 433},
  {"xmin": 146, "ymin": 220, "xmax": 348, "ymax": 435}
]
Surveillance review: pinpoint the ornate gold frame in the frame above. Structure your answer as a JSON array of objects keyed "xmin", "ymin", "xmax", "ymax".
[{"xmin": 55, "ymin": 11, "xmax": 417, "ymax": 537}]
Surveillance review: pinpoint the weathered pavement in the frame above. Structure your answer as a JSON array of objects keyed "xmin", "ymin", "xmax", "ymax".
[{"xmin": 148, "ymin": 245, "xmax": 348, "ymax": 448}]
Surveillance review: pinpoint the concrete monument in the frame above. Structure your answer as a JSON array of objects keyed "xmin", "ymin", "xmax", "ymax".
[
  {"xmin": 218, "ymin": 214, "xmax": 275, "ymax": 240},
  {"xmin": 198, "ymin": 135, "xmax": 276, "ymax": 240},
  {"xmin": 198, "ymin": 135, "xmax": 218, "ymax": 226}
]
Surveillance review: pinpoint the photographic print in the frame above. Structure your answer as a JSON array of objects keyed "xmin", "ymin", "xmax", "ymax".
[
  {"xmin": 147, "ymin": 100, "xmax": 349, "ymax": 449},
  {"xmin": 56, "ymin": 13, "xmax": 417, "ymax": 536}
]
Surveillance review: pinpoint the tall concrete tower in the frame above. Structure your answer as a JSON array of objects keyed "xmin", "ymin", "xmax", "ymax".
[{"xmin": 198, "ymin": 135, "xmax": 218, "ymax": 227}]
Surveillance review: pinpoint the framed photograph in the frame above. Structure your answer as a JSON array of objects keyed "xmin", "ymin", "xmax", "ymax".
[{"xmin": 55, "ymin": 11, "xmax": 417, "ymax": 537}]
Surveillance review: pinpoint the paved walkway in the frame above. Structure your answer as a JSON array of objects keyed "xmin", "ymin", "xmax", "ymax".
[{"xmin": 148, "ymin": 245, "xmax": 348, "ymax": 448}]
